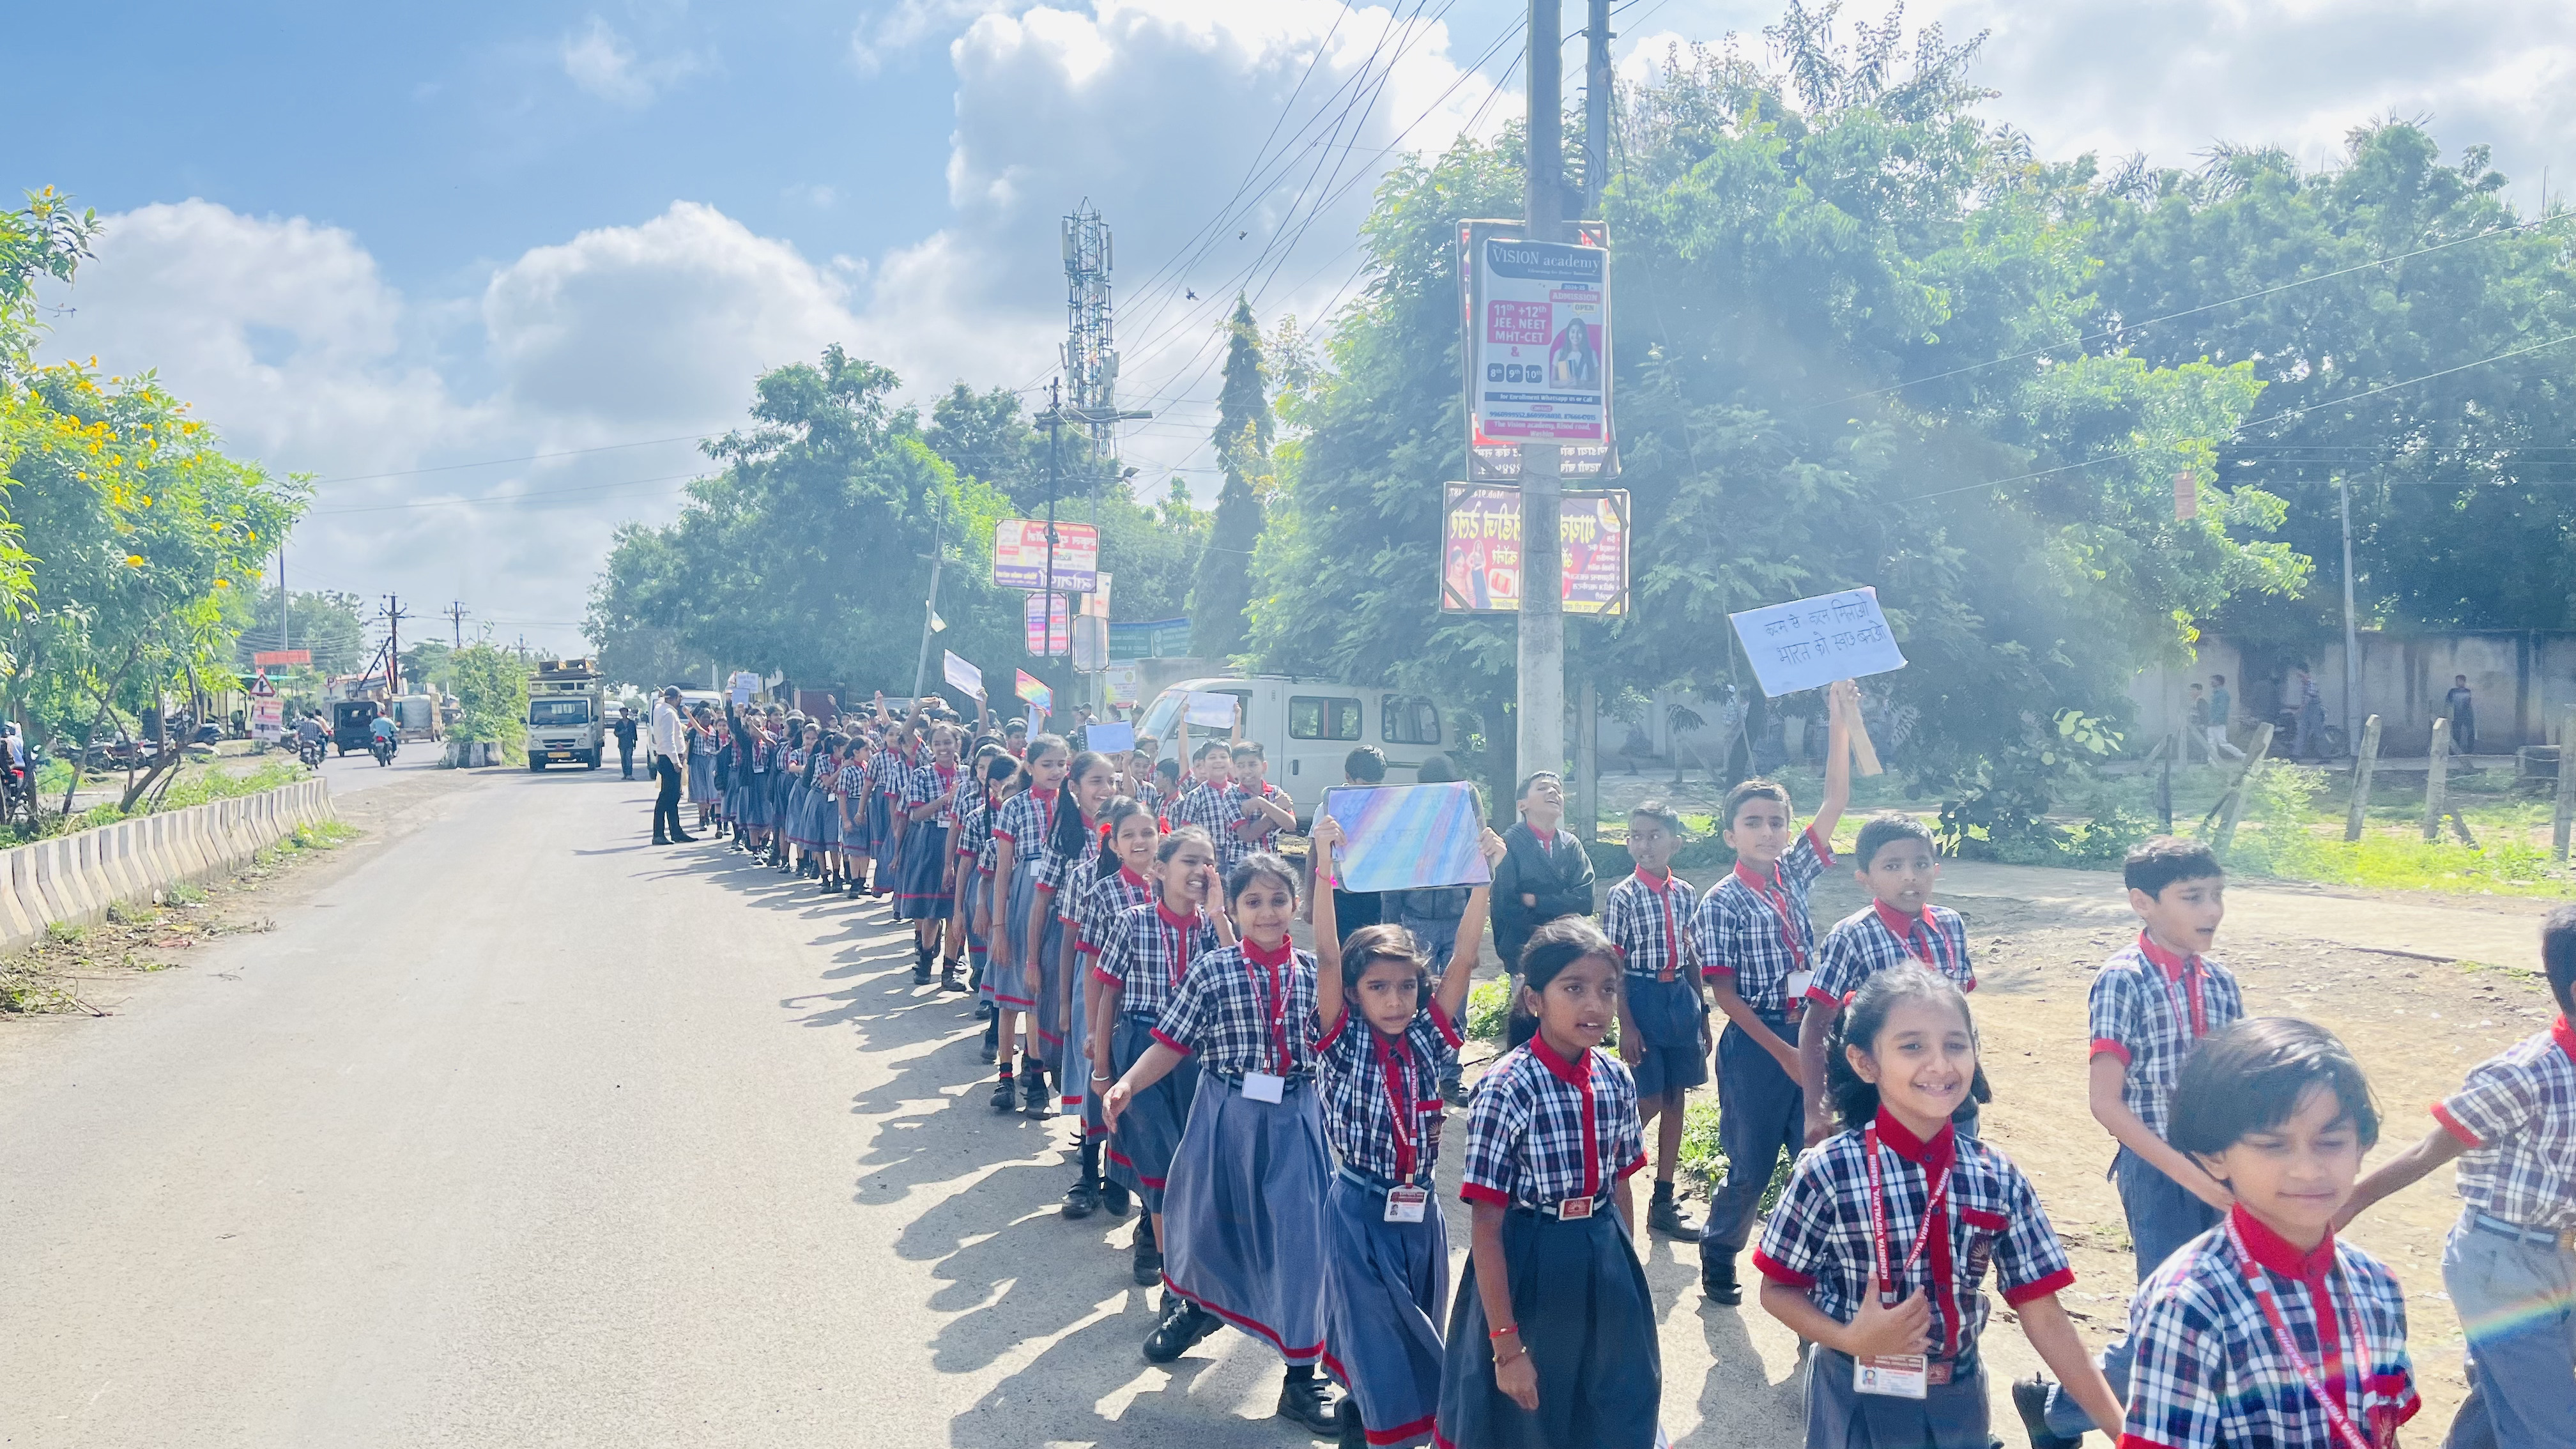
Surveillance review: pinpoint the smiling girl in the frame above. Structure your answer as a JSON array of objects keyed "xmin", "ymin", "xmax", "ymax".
[
  {"xmin": 1435, "ymin": 916, "xmax": 1659, "ymax": 1449},
  {"xmin": 1756, "ymin": 967, "xmax": 2120, "ymax": 1449}
]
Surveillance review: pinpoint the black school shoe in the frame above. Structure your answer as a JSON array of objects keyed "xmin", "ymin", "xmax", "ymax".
[
  {"xmin": 2011, "ymin": 1376, "xmax": 2083, "ymax": 1449},
  {"xmin": 1061, "ymin": 1173, "xmax": 1100, "ymax": 1220},
  {"xmin": 1098, "ymin": 1176, "xmax": 1131, "ymax": 1218},
  {"xmin": 912, "ymin": 950, "xmax": 933, "ymax": 986},
  {"xmin": 1701, "ymin": 1255, "xmax": 1742, "ymax": 1305},
  {"xmin": 1022, "ymin": 1069, "xmax": 1050, "ymax": 1117},
  {"xmin": 1275, "ymin": 1373, "xmax": 1338, "ymax": 1435},
  {"xmin": 1336, "ymin": 1396, "xmax": 1367, "ymax": 1449},
  {"xmin": 1131, "ymin": 1218, "xmax": 1162, "ymax": 1285},
  {"xmin": 990, "ymin": 1075, "xmax": 1018, "ymax": 1112},
  {"xmin": 1140, "ymin": 1295, "xmax": 1219, "ymax": 1363},
  {"xmin": 1648, "ymin": 1188, "xmax": 1699, "ymax": 1239},
  {"xmin": 979, "ymin": 1020, "xmax": 999, "ymax": 1063}
]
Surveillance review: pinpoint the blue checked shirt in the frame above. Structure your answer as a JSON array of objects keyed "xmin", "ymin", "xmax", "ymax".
[
  {"xmin": 1694, "ymin": 826, "xmax": 1834, "ymax": 1015},
  {"xmin": 1175, "ymin": 781, "xmax": 1246, "ymax": 873},
  {"xmin": 837, "ymin": 763, "xmax": 866, "ymax": 819},
  {"xmin": 950, "ymin": 791, "xmax": 990, "ymax": 867},
  {"xmin": 1153, "ymin": 940, "xmax": 1319, "ymax": 1079},
  {"xmin": 1809, "ymin": 901, "xmax": 1975, "ymax": 1009},
  {"xmin": 1754, "ymin": 1110, "xmax": 2074, "ymax": 1361},
  {"xmin": 2123, "ymin": 1210, "xmax": 2419, "ymax": 1449},
  {"xmin": 2432, "ymin": 1015, "xmax": 2576, "ymax": 1231},
  {"xmin": 1076, "ymin": 866, "xmax": 1154, "ymax": 955},
  {"xmin": 1092, "ymin": 900, "xmax": 1221, "ymax": 1022},
  {"xmin": 990, "ymin": 786, "xmax": 1059, "ymax": 855},
  {"xmin": 2089, "ymin": 935, "xmax": 2244, "ymax": 1142},
  {"xmin": 1456, "ymin": 1035, "xmax": 1646, "ymax": 1213},
  {"xmin": 1603, "ymin": 870, "xmax": 1699, "ymax": 983},
  {"xmin": 903, "ymin": 760, "xmax": 960, "ymax": 821},
  {"xmin": 1310, "ymin": 1004, "xmax": 1463, "ymax": 1183}
]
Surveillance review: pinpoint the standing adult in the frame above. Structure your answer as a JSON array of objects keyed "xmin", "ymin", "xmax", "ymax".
[
  {"xmin": 650, "ymin": 686, "xmax": 693, "ymax": 845},
  {"xmin": 2204, "ymin": 673, "xmax": 2244, "ymax": 762},
  {"xmin": 1489, "ymin": 770, "xmax": 1595, "ymax": 1042},
  {"xmin": 2447, "ymin": 673, "xmax": 2478, "ymax": 756},
  {"xmin": 611, "ymin": 706, "xmax": 640, "ymax": 780}
]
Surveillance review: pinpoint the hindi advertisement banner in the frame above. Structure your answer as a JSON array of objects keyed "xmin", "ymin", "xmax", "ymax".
[
  {"xmin": 251, "ymin": 698, "xmax": 284, "ymax": 744},
  {"xmin": 252, "ymin": 649, "xmax": 310, "ymax": 667},
  {"xmin": 992, "ymin": 519, "xmax": 1100, "ymax": 593},
  {"xmin": 1727, "ymin": 587, "xmax": 1908, "ymax": 698},
  {"xmin": 1023, "ymin": 591, "xmax": 1070, "ymax": 656},
  {"xmin": 1439, "ymin": 484, "xmax": 1629, "ymax": 615},
  {"xmin": 1459, "ymin": 220, "xmax": 1617, "ymax": 482}
]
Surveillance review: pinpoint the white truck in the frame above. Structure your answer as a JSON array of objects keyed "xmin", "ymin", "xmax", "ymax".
[{"xmin": 526, "ymin": 658, "xmax": 606, "ymax": 771}]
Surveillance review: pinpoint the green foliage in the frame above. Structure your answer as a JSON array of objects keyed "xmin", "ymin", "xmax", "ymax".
[
  {"xmin": 1677, "ymin": 1097, "xmax": 1791, "ymax": 1212},
  {"xmin": 1465, "ymin": 976, "xmax": 1512, "ymax": 1042},
  {"xmin": 448, "ymin": 645, "xmax": 530, "ymax": 751},
  {"xmin": 1190, "ymin": 296, "xmax": 1274, "ymax": 659}
]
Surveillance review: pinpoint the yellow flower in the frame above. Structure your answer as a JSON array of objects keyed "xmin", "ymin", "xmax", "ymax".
[
  {"xmin": 124, "ymin": 555, "xmax": 144, "ymax": 567},
  {"xmin": 213, "ymin": 578, "xmax": 230, "ymax": 588}
]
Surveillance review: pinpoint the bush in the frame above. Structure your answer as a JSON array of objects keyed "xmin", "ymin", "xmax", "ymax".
[{"xmin": 448, "ymin": 645, "xmax": 530, "ymax": 756}]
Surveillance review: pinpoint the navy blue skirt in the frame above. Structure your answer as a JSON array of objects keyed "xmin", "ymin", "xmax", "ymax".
[
  {"xmin": 1107, "ymin": 1013, "xmax": 1199, "ymax": 1212},
  {"xmin": 785, "ymin": 781, "xmax": 814, "ymax": 847},
  {"xmin": 1321, "ymin": 1170, "xmax": 1448, "ymax": 1448},
  {"xmin": 736, "ymin": 774, "xmax": 772, "ymax": 828},
  {"xmin": 1434, "ymin": 1206, "xmax": 1662, "ymax": 1449},
  {"xmin": 809, "ymin": 791, "xmax": 840, "ymax": 848},
  {"xmin": 1805, "ymin": 1347, "xmax": 1989, "ymax": 1449},
  {"xmin": 969, "ymin": 873, "xmax": 999, "ymax": 1007},
  {"xmin": 1626, "ymin": 973, "xmax": 1710, "ymax": 1100},
  {"xmin": 864, "ymin": 791, "xmax": 894, "ymax": 852},
  {"xmin": 894, "ymin": 822, "xmax": 953, "ymax": 920},
  {"xmin": 687, "ymin": 752, "xmax": 721, "ymax": 804},
  {"xmin": 1162, "ymin": 1071, "xmax": 1330, "ymax": 1365},
  {"xmin": 993, "ymin": 861, "xmax": 1041, "ymax": 1015}
]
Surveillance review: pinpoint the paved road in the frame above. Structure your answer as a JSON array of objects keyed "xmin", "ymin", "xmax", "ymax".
[{"xmin": 0, "ymin": 767, "xmax": 1917, "ymax": 1448}]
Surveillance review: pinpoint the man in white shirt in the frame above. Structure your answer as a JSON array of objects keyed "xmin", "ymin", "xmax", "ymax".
[{"xmin": 650, "ymin": 686, "xmax": 694, "ymax": 845}]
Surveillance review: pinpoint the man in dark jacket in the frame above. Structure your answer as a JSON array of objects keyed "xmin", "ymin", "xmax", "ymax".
[
  {"xmin": 1491, "ymin": 771, "xmax": 1595, "ymax": 1031},
  {"xmin": 612, "ymin": 707, "xmax": 640, "ymax": 779}
]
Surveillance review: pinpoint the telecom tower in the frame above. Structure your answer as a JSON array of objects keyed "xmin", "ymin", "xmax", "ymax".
[{"xmin": 1061, "ymin": 203, "xmax": 1117, "ymax": 461}]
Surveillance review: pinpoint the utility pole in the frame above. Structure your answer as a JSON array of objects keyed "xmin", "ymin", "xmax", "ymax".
[
  {"xmin": 1042, "ymin": 381, "xmax": 1062, "ymax": 705},
  {"xmin": 278, "ymin": 544, "xmax": 290, "ymax": 654},
  {"xmin": 2338, "ymin": 475, "xmax": 2359, "ymax": 749},
  {"xmin": 445, "ymin": 601, "xmax": 468, "ymax": 650},
  {"xmin": 381, "ymin": 594, "xmax": 410, "ymax": 696},
  {"xmin": 910, "ymin": 486, "xmax": 949, "ymax": 699},
  {"xmin": 1583, "ymin": 0, "xmax": 1613, "ymax": 214},
  {"xmin": 1518, "ymin": 0, "xmax": 1567, "ymax": 786}
]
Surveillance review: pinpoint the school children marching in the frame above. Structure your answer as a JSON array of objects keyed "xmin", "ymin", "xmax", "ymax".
[{"xmin": 656, "ymin": 677, "xmax": 2561, "ymax": 1449}]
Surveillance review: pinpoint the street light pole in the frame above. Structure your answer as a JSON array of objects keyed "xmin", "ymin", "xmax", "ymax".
[
  {"xmin": 1518, "ymin": 0, "xmax": 1566, "ymax": 788},
  {"xmin": 2340, "ymin": 475, "xmax": 2359, "ymax": 746}
]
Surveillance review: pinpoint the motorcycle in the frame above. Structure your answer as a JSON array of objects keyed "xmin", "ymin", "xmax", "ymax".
[
  {"xmin": 369, "ymin": 734, "xmax": 397, "ymax": 767},
  {"xmin": 298, "ymin": 735, "xmax": 328, "ymax": 770}
]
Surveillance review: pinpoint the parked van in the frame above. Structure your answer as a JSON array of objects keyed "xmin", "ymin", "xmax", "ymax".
[{"xmin": 1133, "ymin": 676, "xmax": 1451, "ymax": 824}]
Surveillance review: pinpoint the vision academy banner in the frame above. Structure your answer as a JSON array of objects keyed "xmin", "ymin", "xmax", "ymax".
[{"xmin": 1459, "ymin": 220, "xmax": 1617, "ymax": 482}]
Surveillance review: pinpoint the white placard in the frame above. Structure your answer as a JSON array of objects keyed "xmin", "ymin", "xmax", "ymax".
[
  {"xmin": 1727, "ymin": 587, "xmax": 1907, "ymax": 698},
  {"xmin": 1085, "ymin": 721, "xmax": 1136, "ymax": 755},
  {"xmin": 1184, "ymin": 691, "xmax": 1239, "ymax": 728},
  {"xmin": 942, "ymin": 651, "xmax": 983, "ymax": 698}
]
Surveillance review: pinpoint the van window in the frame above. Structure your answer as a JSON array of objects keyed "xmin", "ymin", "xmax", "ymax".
[
  {"xmin": 1138, "ymin": 690, "xmax": 1185, "ymax": 741},
  {"xmin": 1381, "ymin": 696, "xmax": 1441, "ymax": 746},
  {"xmin": 1291, "ymin": 695, "xmax": 1361, "ymax": 741}
]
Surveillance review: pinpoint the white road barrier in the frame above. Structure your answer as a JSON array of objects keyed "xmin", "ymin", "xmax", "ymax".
[{"xmin": 0, "ymin": 777, "xmax": 335, "ymax": 953}]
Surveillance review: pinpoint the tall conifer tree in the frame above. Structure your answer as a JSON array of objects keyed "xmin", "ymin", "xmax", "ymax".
[{"xmin": 1188, "ymin": 295, "xmax": 1271, "ymax": 659}]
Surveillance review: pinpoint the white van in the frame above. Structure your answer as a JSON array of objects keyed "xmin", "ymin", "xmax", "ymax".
[{"xmin": 1133, "ymin": 676, "xmax": 1452, "ymax": 823}]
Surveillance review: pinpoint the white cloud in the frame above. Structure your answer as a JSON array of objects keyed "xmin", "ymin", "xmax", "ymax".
[
  {"xmin": 560, "ymin": 15, "xmax": 705, "ymax": 107},
  {"xmin": 851, "ymin": 0, "xmax": 1027, "ymax": 75}
]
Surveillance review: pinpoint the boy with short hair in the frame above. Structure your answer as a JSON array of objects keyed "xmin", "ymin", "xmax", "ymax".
[
  {"xmin": 1797, "ymin": 809, "xmax": 1975, "ymax": 1146},
  {"xmin": 2118, "ymin": 1016, "xmax": 2419, "ymax": 1449},
  {"xmin": 1693, "ymin": 678, "xmax": 1855, "ymax": 1305},
  {"xmin": 1229, "ymin": 740, "xmax": 1295, "ymax": 861},
  {"xmin": 1174, "ymin": 738, "xmax": 1241, "ymax": 873},
  {"xmin": 2339, "ymin": 904, "xmax": 2576, "ymax": 1448},
  {"xmin": 2020, "ymin": 835, "xmax": 2246, "ymax": 1446},
  {"xmin": 1604, "ymin": 799, "xmax": 1708, "ymax": 1238}
]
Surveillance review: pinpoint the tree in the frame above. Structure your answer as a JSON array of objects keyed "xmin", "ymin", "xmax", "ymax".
[
  {"xmin": 1189, "ymin": 296, "xmax": 1273, "ymax": 659},
  {"xmin": 1246, "ymin": 25, "xmax": 2299, "ymax": 804},
  {"xmin": 447, "ymin": 643, "xmax": 529, "ymax": 754}
]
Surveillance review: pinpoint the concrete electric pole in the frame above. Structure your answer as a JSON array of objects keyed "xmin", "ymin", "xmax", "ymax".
[
  {"xmin": 446, "ymin": 601, "xmax": 469, "ymax": 651},
  {"xmin": 1518, "ymin": 0, "xmax": 1567, "ymax": 787}
]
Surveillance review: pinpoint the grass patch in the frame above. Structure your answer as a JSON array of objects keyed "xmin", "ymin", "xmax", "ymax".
[
  {"xmin": 104, "ymin": 898, "xmax": 156, "ymax": 926},
  {"xmin": 2223, "ymin": 763, "xmax": 2576, "ymax": 898},
  {"xmin": 1677, "ymin": 1098, "xmax": 1791, "ymax": 1211},
  {"xmin": 45, "ymin": 920, "xmax": 85, "ymax": 945}
]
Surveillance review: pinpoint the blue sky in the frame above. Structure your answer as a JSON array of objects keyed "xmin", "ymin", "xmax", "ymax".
[{"xmin": 14, "ymin": 0, "xmax": 2573, "ymax": 654}]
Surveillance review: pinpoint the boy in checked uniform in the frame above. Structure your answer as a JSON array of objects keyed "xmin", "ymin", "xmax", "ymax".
[
  {"xmin": 1603, "ymin": 800, "xmax": 1709, "ymax": 1239},
  {"xmin": 2341, "ymin": 904, "xmax": 2576, "ymax": 1449}
]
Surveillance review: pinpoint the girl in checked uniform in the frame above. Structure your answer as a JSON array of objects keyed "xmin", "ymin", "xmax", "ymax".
[
  {"xmin": 988, "ymin": 735, "xmax": 1070, "ymax": 1114},
  {"xmin": 1307, "ymin": 815, "xmax": 1501, "ymax": 1449},
  {"xmin": 1032, "ymin": 751, "xmax": 1117, "ymax": 1128},
  {"xmin": 1103, "ymin": 851, "xmax": 1340, "ymax": 1436}
]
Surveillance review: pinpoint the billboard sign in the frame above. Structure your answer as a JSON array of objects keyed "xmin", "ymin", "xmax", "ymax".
[
  {"xmin": 1023, "ymin": 591, "xmax": 1070, "ymax": 656},
  {"xmin": 1460, "ymin": 221, "xmax": 1617, "ymax": 481},
  {"xmin": 1439, "ymin": 484, "xmax": 1630, "ymax": 616},
  {"xmin": 993, "ymin": 519, "xmax": 1100, "ymax": 594}
]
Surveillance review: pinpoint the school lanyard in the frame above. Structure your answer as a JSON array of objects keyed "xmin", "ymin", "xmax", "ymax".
[
  {"xmin": 1243, "ymin": 940, "xmax": 1296, "ymax": 1075},
  {"xmin": 1863, "ymin": 1126, "xmax": 1956, "ymax": 1356},
  {"xmin": 1733, "ymin": 860, "xmax": 1809, "ymax": 970},
  {"xmin": 1371, "ymin": 1029, "xmax": 1423, "ymax": 1182},
  {"xmin": 1637, "ymin": 871, "xmax": 1683, "ymax": 981},
  {"xmin": 2223, "ymin": 1217, "xmax": 2380, "ymax": 1449},
  {"xmin": 1879, "ymin": 905, "xmax": 1956, "ymax": 979},
  {"xmin": 1156, "ymin": 907, "xmax": 1199, "ymax": 989}
]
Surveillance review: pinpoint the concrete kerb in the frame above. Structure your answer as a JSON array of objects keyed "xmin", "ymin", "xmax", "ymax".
[{"xmin": 0, "ymin": 777, "xmax": 337, "ymax": 954}]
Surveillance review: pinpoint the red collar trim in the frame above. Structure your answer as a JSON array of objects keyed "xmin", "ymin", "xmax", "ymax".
[
  {"xmin": 1731, "ymin": 858, "xmax": 1781, "ymax": 892},
  {"xmin": 1242, "ymin": 935, "xmax": 1293, "ymax": 968},
  {"xmin": 1632, "ymin": 868, "xmax": 1673, "ymax": 889},
  {"xmin": 2230, "ymin": 1204, "xmax": 2336, "ymax": 1283},
  {"xmin": 1871, "ymin": 1107, "xmax": 1956, "ymax": 1169},
  {"xmin": 1528, "ymin": 1031, "xmax": 1593, "ymax": 1088},
  {"xmin": 1154, "ymin": 898, "xmax": 1199, "ymax": 930},
  {"xmin": 2138, "ymin": 930, "xmax": 2199, "ymax": 982},
  {"xmin": 1117, "ymin": 865, "xmax": 1150, "ymax": 891},
  {"xmin": 1872, "ymin": 899, "xmax": 1929, "ymax": 937},
  {"xmin": 2553, "ymin": 1015, "xmax": 2575, "ymax": 1064},
  {"xmin": 1029, "ymin": 786, "xmax": 1059, "ymax": 804}
]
